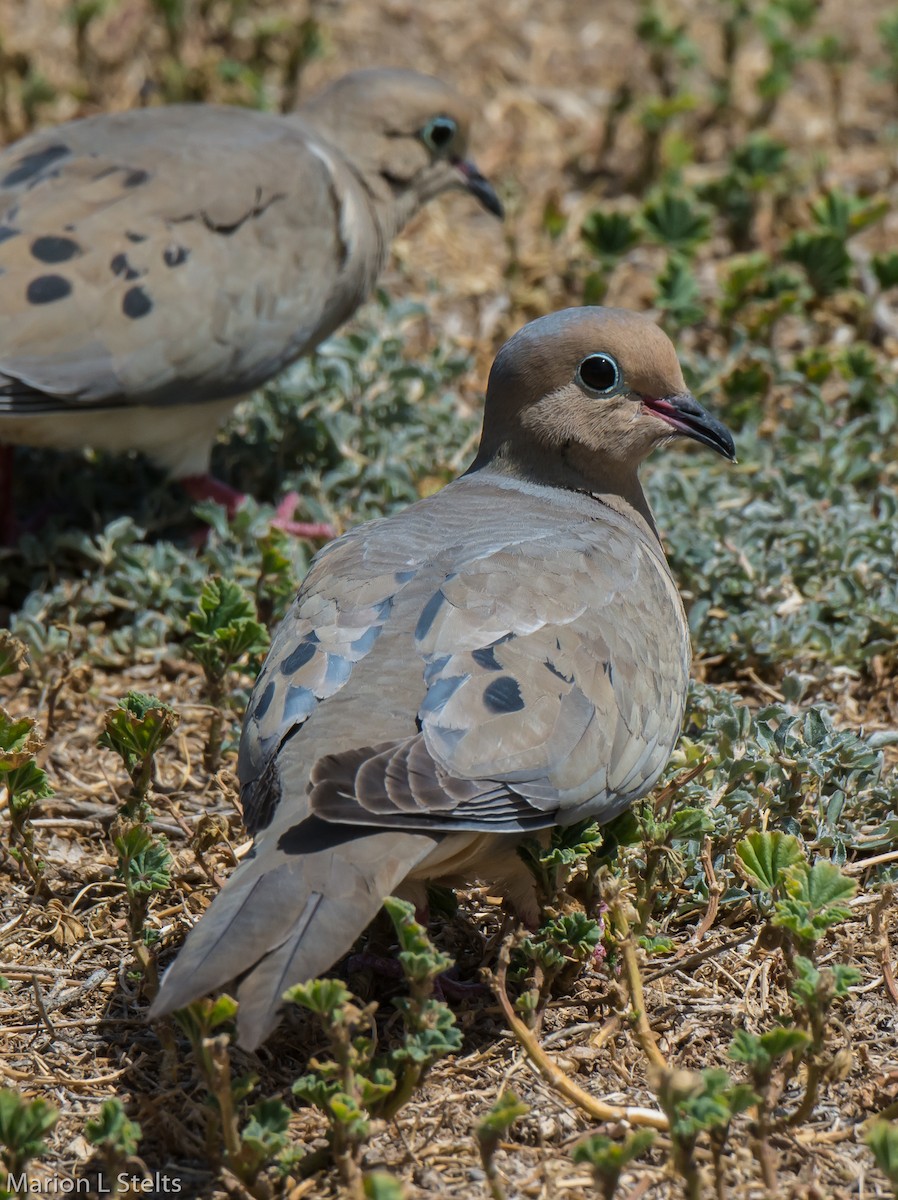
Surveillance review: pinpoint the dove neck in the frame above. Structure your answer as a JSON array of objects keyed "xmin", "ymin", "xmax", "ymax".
[{"xmin": 470, "ymin": 443, "xmax": 660, "ymax": 541}]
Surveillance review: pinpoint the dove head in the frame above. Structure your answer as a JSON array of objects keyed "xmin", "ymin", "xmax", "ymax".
[
  {"xmin": 299, "ymin": 69, "xmax": 503, "ymax": 235},
  {"xmin": 473, "ymin": 307, "xmax": 735, "ymax": 502}
]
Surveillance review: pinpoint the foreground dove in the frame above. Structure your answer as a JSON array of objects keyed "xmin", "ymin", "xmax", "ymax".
[
  {"xmin": 0, "ymin": 68, "xmax": 502, "ymax": 537},
  {"xmin": 151, "ymin": 306, "xmax": 736, "ymax": 1048}
]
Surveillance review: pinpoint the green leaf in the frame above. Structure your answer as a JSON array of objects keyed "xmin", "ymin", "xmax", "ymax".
[
  {"xmin": 642, "ymin": 191, "xmax": 711, "ymax": 252},
  {"xmin": 98, "ymin": 692, "xmax": 179, "ymax": 773},
  {"xmin": 0, "ymin": 1089, "xmax": 58, "ymax": 1170},
  {"xmin": 476, "ymin": 1090, "xmax": 529, "ymax": 1140},
  {"xmin": 873, "ymin": 251, "xmax": 898, "ymax": 289},
  {"xmin": 187, "ymin": 577, "xmax": 269, "ymax": 681},
  {"xmin": 728, "ymin": 1025, "xmax": 810, "ymax": 1072},
  {"xmin": 114, "ymin": 826, "xmax": 173, "ymax": 896},
  {"xmin": 581, "ymin": 210, "xmax": 639, "ymax": 260},
  {"xmin": 787, "ymin": 859, "xmax": 857, "ymax": 910},
  {"xmin": 85, "ymin": 1098, "xmax": 142, "ymax": 1156},
  {"xmin": 735, "ymin": 831, "xmax": 803, "ymax": 892},
  {"xmin": 573, "ymin": 1129, "xmax": 655, "ymax": 1180},
  {"xmin": 172, "ymin": 993, "xmax": 239, "ymax": 1041},
  {"xmin": 364, "ymin": 1171, "xmax": 406, "ymax": 1200},
  {"xmin": 284, "ymin": 978, "xmax": 352, "ymax": 1019},
  {"xmin": 784, "ymin": 230, "xmax": 852, "ymax": 296},
  {"xmin": 867, "ymin": 1121, "xmax": 898, "ymax": 1187},
  {"xmin": 667, "ymin": 806, "xmax": 715, "ymax": 841}
]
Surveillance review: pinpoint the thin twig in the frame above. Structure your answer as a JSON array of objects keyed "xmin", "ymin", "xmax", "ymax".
[
  {"xmin": 692, "ymin": 837, "xmax": 722, "ymax": 943},
  {"xmin": 489, "ymin": 942, "xmax": 668, "ymax": 1131},
  {"xmin": 611, "ymin": 901, "xmax": 668, "ymax": 1071},
  {"xmin": 871, "ymin": 887, "xmax": 898, "ymax": 1007}
]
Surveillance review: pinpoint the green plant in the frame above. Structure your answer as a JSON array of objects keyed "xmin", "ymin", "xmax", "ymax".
[
  {"xmin": 186, "ymin": 577, "xmax": 269, "ymax": 772},
  {"xmin": 572, "ymin": 1129, "xmax": 655, "ymax": 1199},
  {"xmin": 654, "ymin": 1068, "xmax": 754, "ymax": 1200},
  {"xmin": 0, "ymin": 708, "xmax": 53, "ymax": 897},
  {"xmin": 174, "ymin": 995, "xmax": 292, "ymax": 1192},
  {"xmin": 114, "ymin": 825, "xmax": 173, "ymax": 941},
  {"xmin": 476, "ymin": 1091, "xmax": 529, "ymax": 1200},
  {"xmin": 0, "ymin": 1089, "xmax": 59, "ymax": 1194},
  {"xmin": 98, "ymin": 691, "xmax": 179, "ymax": 821},
  {"xmin": 288, "ymin": 899, "xmax": 462, "ymax": 1193},
  {"xmin": 867, "ymin": 1121, "xmax": 898, "ymax": 1196},
  {"xmin": 84, "ymin": 1098, "xmax": 142, "ymax": 1183}
]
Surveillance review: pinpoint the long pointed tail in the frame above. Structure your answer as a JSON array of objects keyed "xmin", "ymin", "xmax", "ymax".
[{"xmin": 150, "ymin": 817, "xmax": 438, "ymax": 1049}]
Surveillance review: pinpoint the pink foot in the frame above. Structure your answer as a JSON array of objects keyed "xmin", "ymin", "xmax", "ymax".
[{"xmin": 180, "ymin": 475, "xmax": 334, "ymax": 540}]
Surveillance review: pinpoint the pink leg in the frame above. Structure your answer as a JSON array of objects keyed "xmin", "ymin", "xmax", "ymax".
[{"xmin": 180, "ymin": 474, "xmax": 334, "ymax": 540}]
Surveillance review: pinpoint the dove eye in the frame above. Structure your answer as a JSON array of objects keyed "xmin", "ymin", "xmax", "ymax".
[
  {"xmin": 577, "ymin": 353, "xmax": 621, "ymax": 396},
  {"xmin": 421, "ymin": 116, "xmax": 458, "ymax": 155}
]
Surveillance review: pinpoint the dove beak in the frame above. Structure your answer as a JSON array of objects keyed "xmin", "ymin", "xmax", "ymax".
[
  {"xmin": 454, "ymin": 159, "xmax": 504, "ymax": 218},
  {"xmin": 642, "ymin": 391, "xmax": 737, "ymax": 462}
]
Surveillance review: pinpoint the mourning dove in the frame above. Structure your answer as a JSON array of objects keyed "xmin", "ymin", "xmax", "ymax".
[
  {"xmin": 150, "ymin": 306, "xmax": 736, "ymax": 1049},
  {"xmin": 0, "ymin": 68, "xmax": 502, "ymax": 536}
]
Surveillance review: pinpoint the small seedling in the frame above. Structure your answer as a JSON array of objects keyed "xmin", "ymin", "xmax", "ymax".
[
  {"xmin": 476, "ymin": 1091, "xmax": 529, "ymax": 1200},
  {"xmin": 572, "ymin": 1128, "xmax": 655, "ymax": 1200},
  {"xmin": 84, "ymin": 1098, "xmax": 142, "ymax": 1185},
  {"xmin": 0, "ymin": 1088, "xmax": 59, "ymax": 1189},
  {"xmin": 114, "ymin": 825, "xmax": 173, "ymax": 944},
  {"xmin": 288, "ymin": 898, "xmax": 461, "ymax": 1192},
  {"xmin": 0, "ymin": 707, "xmax": 54, "ymax": 897},
  {"xmin": 174, "ymin": 995, "xmax": 292, "ymax": 1191},
  {"xmin": 867, "ymin": 1121, "xmax": 898, "ymax": 1197},
  {"xmin": 654, "ymin": 1067, "xmax": 754, "ymax": 1200},
  {"xmin": 363, "ymin": 1172, "xmax": 406, "ymax": 1200},
  {"xmin": 98, "ymin": 691, "xmax": 179, "ymax": 821},
  {"xmin": 186, "ymin": 577, "xmax": 269, "ymax": 772}
]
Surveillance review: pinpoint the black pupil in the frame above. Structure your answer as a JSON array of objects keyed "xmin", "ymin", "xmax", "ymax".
[
  {"xmin": 580, "ymin": 355, "xmax": 618, "ymax": 392},
  {"xmin": 430, "ymin": 120, "xmax": 454, "ymax": 147}
]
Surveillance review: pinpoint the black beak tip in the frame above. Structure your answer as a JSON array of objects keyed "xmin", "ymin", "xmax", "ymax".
[{"xmin": 457, "ymin": 160, "xmax": 504, "ymax": 219}]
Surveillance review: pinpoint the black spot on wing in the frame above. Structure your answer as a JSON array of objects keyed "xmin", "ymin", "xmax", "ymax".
[
  {"xmin": 27, "ymin": 274, "xmax": 72, "ymax": 304},
  {"xmin": 483, "ymin": 675, "xmax": 525, "ymax": 714},
  {"xmin": 471, "ymin": 645, "xmax": 502, "ymax": 671},
  {"xmin": 110, "ymin": 252, "xmax": 142, "ymax": 281},
  {"xmin": 122, "ymin": 286, "xmax": 153, "ymax": 319},
  {"xmin": 124, "ymin": 169, "xmax": 149, "ymax": 187},
  {"xmin": 281, "ymin": 639, "xmax": 318, "ymax": 674},
  {"xmin": 163, "ymin": 244, "xmax": 189, "ymax": 267},
  {"xmin": 2, "ymin": 144, "xmax": 70, "ymax": 188},
  {"xmin": 30, "ymin": 235, "xmax": 80, "ymax": 263},
  {"xmin": 253, "ymin": 680, "xmax": 276, "ymax": 721},
  {"xmin": 125, "ymin": 231, "xmax": 147, "ymax": 243}
]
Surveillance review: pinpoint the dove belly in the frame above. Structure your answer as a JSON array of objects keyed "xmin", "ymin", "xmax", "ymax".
[{"xmin": 0, "ymin": 395, "xmax": 240, "ymax": 477}]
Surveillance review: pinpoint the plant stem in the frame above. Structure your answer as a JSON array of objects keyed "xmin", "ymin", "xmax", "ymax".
[
  {"xmin": 490, "ymin": 943, "xmax": 668, "ymax": 1131},
  {"xmin": 611, "ymin": 901, "xmax": 668, "ymax": 1071}
]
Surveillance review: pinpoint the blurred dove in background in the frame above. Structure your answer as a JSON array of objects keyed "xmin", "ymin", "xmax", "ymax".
[{"xmin": 0, "ymin": 68, "xmax": 503, "ymax": 538}]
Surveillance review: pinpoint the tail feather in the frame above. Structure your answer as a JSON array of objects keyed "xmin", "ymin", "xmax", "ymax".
[{"xmin": 150, "ymin": 822, "xmax": 439, "ymax": 1048}]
